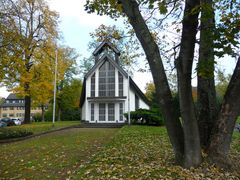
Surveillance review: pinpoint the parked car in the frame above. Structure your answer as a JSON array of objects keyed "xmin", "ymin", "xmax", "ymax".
[
  {"xmin": 0, "ymin": 117, "xmax": 16, "ymax": 126},
  {"xmin": 0, "ymin": 121, "xmax": 7, "ymax": 127},
  {"xmin": 11, "ymin": 118, "xmax": 22, "ymax": 125}
]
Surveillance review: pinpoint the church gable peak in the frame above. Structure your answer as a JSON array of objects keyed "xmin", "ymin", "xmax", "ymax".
[{"xmin": 93, "ymin": 40, "xmax": 120, "ymax": 64}]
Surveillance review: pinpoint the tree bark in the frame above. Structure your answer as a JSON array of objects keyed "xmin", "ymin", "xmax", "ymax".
[
  {"xmin": 119, "ymin": 0, "xmax": 184, "ymax": 164},
  {"xmin": 41, "ymin": 104, "xmax": 45, "ymax": 122},
  {"xmin": 176, "ymin": 0, "xmax": 202, "ymax": 168},
  {"xmin": 197, "ymin": 0, "xmax": 217, "ymax": 150},
  {"xmin": 208, "ymin": 57, "xmax": 240, "ymax": 168},
  {"xmin": 24, "ymin": 95, "xmax": 31, "ymax": 124}
]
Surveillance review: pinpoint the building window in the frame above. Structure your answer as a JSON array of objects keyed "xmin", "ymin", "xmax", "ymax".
[
  {"xmin": 119, "ymin": 103, "xmax": 123, "ymax": 121},
  {"xmin": 10, "ymin": 107, "xmax": 14, "ymax": 110},
  {"xmin": 16, "ymin": 113, "xmax": 22, "ymax": 117},
  {"xmin": 99, "ymin": 103, "xmax": 106, "ymax": 121},
  {"xmin": 135, "ymin": 94, "xmax": 139, "ymax": 110},
  {"xmin": 99, "ymin": 61, "xmax": 115, "ymax": 97},
  {"xmin": 108, "ymin": 64, "xmax": 115, "ymax": 96},
  {"xmin": 118, "ymin": 72, "xmax": 123, "ymax": 96},
  {"xmin": 91, "ymin": 103, "xmax": 94, "ymax": 121},
  {"xmin": 3, "ymin": 107, "xmax": 7, "ymax": 111},
  {"xmin": 108, "ymin": 103, "xmax": 115, "ymax": 121},
  {"xmin": 9, "ymin": 114, "xmax": 14, "ymax": 117},
  {"xmin": 91, "ymin": 73, "xmax": 95, "ymax": 97},
  {"xmin": 2, "ymin": 114, "xmax": 7, "ymax": 117}
]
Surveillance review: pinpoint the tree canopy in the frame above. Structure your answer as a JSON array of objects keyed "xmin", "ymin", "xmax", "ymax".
[{"xmin": 84, "ymin": 0, "xmax": 240, "ymax": 169}]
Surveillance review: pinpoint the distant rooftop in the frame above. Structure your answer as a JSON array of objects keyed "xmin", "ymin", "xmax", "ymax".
[{"xmin": 6, "ymin": 93, "xmax": 23, "ymax": 100}]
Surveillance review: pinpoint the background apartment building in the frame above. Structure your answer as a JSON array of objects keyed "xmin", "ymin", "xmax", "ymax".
[{"xmin": 0, "ymin": 93, "xmax": 42, "ymax": 119}]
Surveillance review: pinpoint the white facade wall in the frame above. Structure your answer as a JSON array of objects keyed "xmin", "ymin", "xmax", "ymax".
[
  {"xmin": 139, "ymin": 99, "xmax": 150, "ymax": 109},
  {"xmin": 81, "ymin": 101, "xmax": 86, "ymax": 120},
  {"xmin": 129, "ymin": 88, "xmax": 136, "ymax": 111},
  {"xmin": 82, "ymin": 59, "xmax": 150, "ymax": 123}
]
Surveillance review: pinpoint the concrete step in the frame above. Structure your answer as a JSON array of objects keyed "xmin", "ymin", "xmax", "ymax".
[{"xmin": 78, "ymin": 123, "xmax": 126, "ymax": 128}]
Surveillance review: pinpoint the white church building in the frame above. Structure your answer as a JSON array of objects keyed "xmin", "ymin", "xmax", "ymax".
[{"xmin": 80, "ymin": 41, "xmax": 150, "ymax": 123}]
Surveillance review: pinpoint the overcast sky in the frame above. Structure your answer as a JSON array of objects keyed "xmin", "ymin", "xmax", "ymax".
[
  {"xmin": 0, "ymin": 0, "xmax": 237, "ymax": 98},
  {"xmin": 0, "ymin": 0, "xmax": 152, "ymax": 98}
]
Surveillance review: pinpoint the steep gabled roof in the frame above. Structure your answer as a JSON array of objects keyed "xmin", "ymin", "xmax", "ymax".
[
  {"xmin": 93, "ymin": 41, "xmax": 120, "ymax": 56},
  {"xmin": 7, "ymin": 93, "xmax": 22, "ymax": 100},
  {"xmin": 79, "ymin": 54, "xmax": 150, "ymax": 107}
]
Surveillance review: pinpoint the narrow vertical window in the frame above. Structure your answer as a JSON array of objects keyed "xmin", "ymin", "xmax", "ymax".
[
  {"xmin": 119, "ymin": 103, "xmax": 123, "ymax": 121},
  {"xmin": 99, "ymin": 62, "xmax": 107, "ymax": 97},
  {"xmin": 135, "ymin": 94, "xmax": 139, "ymax": 110},
  {"xmin": 91, "ymin": 73, "xmax": 95, "ymax": 97},
  {"xmin": 108, "ymin": 103, "xmax": 115, "ymax": 121},
  {"xmin": 91, "ymin": 103, "xmax": 94, "ymax": 121},
  {"xmin": 108, "ymin": 63, "xmax": 115, "ymax": 96},
  {"xmin": 118, "ymin": 72, "xmax": 123, "ymax": 96},
  {"xmin": 99, "ymin": 103, "xmax": 106, "ymax": 121}
]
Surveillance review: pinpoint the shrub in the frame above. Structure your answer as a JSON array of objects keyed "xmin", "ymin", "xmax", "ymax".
[
  {"xmin": 124, "ymin": 108, "xmax": 164, "ymax": 126},
  {"xmin": 32, "ymin": 113, "xmax": 42, "ymax": 122},
  {"xmin": 61, "ymin": 108, "xmax": 81, "ymax": 121},
  {"xmin": 0, "ymin": 128, "xmax": 33, "ymax": 140}
]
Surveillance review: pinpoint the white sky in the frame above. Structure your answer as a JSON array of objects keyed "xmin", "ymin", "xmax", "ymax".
[
  {"xmin": 0, "ymin": 0, "xmax": 237, "ymax": 98},
  {"xmin": 0, "ymin": 0, "xmax": 152, "ymax": 98}
]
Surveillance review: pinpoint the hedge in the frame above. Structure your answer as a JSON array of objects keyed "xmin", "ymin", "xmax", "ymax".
[{"xmin": 124, "ymin": 108, "xmax": 164, "ymax": 126}]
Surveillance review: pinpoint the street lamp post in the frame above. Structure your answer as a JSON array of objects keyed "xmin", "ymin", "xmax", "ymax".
[
  {"xmin": 127, "ymin": 66, "xmax": 130, "ymax": 125},
  {"xmin": 52, "ymin": 47, "xmax": 58, "ymax": 127}
]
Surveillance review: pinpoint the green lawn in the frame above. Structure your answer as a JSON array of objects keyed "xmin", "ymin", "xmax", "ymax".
[
  {"xmin": 4, "ymin": 121, "xmax": 80, "ymax": 134},
  {"xmin": 76, "ymin": 126, "xmax": 240, "ymax": 179},
  {"xmin": 0, "ymin": 126, "xmax": 239, "ymax": 179},
  {"xmin": 0, "ymin": 128, "xmax": 119, "ymax": 179}
]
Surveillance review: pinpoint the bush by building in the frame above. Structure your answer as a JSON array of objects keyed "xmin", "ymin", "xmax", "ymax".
[{"xmin": 124, "ymin": 108, "xmax": 164, "ymax": 126}]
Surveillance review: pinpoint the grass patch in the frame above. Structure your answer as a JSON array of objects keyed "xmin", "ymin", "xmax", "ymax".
[
  {"xmin": 2, "ymin": 121, "xmax": 80, "ymax": 135},
  {"xmin": 0, "ymin": 128, "xmax": 119, "ymax": 179},
  {"xmin": 76, "ymin": 126, "xmax": 240, "ymax": 179},
  {"xmin": 1, "ymin": 125, "xmax": 239, "ymax": 179},
  {"xmin": 0, "ymin": 128, "xmax": 33, "ymax": 140}
]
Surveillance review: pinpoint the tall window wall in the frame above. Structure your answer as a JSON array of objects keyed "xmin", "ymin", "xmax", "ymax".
[
  {"xmin": 118, "ymin": 72, "xmax": 123, "ymax": 96},
  {"xmin": 99, "ymin": 61, "xmax": 115, "ymax": 97},
  {"xmin": 91, "ymin": 73, "xmax": 95, "ymax": 97},
  {"xmin": 108, "ymin": 103, "xmax": 115, "ymax": 121},
  {"xmin": 119, "ymin": 103, "xmax": 123, "ymax": 121},
  {"xmin": 91, "ymin": 103, "xmax": 94, "ymax": 121},
  {"xmin": 99, "ymin": 103, "xmax": 106, "ymax": 121}
]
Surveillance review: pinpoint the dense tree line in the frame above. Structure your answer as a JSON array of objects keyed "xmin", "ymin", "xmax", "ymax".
[{"xmin": 0, "ymin": 0, "xmax": 80, "ymax": 122}]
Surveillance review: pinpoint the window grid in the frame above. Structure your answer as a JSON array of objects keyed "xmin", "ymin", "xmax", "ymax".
[
  {"xmin": 119, "ymin": 103, "xmax": 123, "ymax": 121},
  {"xmin": 118, "ymin": 72, "xmax": 123, "ymax": 96},
  {"xmin": 91, "ymin": 73, "xmax": 95, "ymax": 97},
  {"xmin": 91, "ymin": 103, "xmax": 94, "ymax": 121},
  {"xmin": 135, "ymin": 94, "xmax": 139, "ymax": 110},
  {"xmin": 99, "ymin": 61, "xmax": 115, "ymax": 97},
  {"xmin": 108, "ymin": 103, "xmax": 115, "ymax": 121},
  {"xmin": 99, "ymin": 103, "xmax": 106, "ymax": 121}
]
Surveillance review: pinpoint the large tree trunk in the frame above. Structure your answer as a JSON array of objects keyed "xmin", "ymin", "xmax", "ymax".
[
  {"xmin": 176, "ymin": 0, "xmax": 202, "ymax": 168},
  {"xmin": 119, "ymin": 0, "xmax": 184, "ymax": 164},
  {"xmin": 197, "ymin": 0, "xmax": 217, "ymax": 150},
  {"xmin": 24, "ymin": 95, "xmax": 31, "ymax": 124},
  {"xmin": 208, "ymin": 57, "xmax": 240, "ymax": 168},
  {"xmin": 41, "ymin": 104, "xmax": 45, "ymax": 122},
  {"xmin": 24, "ymin": 82, "xmax": 31, "ymax": 124}
]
